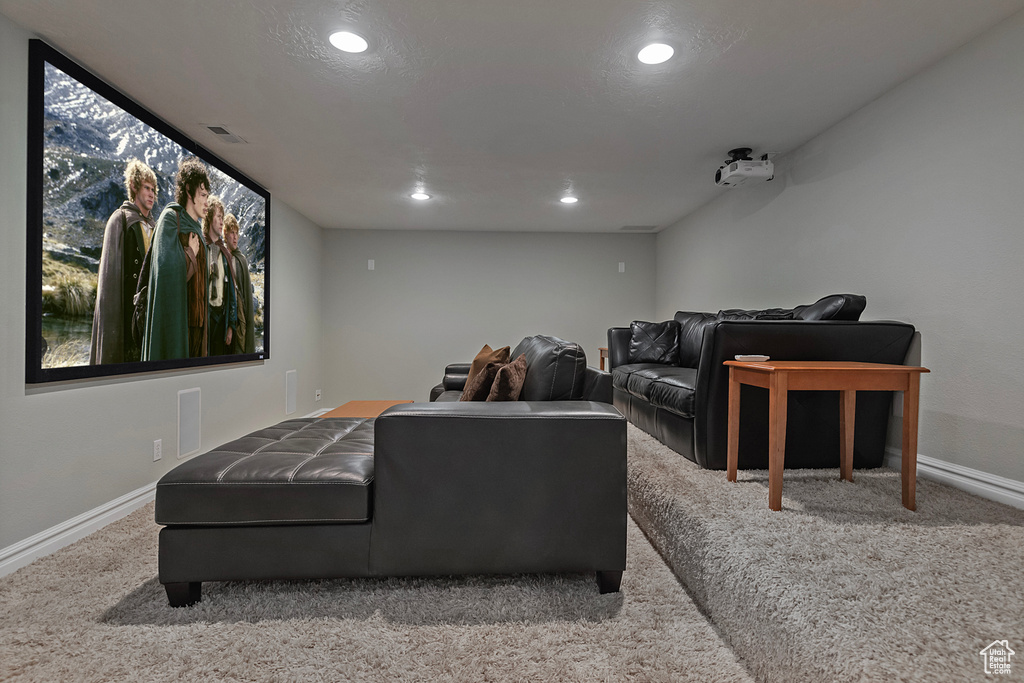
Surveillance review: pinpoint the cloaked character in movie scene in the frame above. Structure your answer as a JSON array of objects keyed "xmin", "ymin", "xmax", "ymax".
[
  {"xmin": 203, "ymin": 196, "xmax": 237, "ymax": 356},
  {"xmin": 89, "ymin": 158, "xmax": 158, "ymax": 364},
  {"xmin": 141, "ymin": 157, "xmax": 209, "ymax": 360},
  {"xmin": 224, "ymin": 213, "xmax": 255, "ymax": 354}
]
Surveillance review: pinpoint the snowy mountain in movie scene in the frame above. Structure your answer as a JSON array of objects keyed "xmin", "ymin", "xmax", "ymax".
[{"xmin": 41, "ymin": 62, "xmax": 265, "ymax": 274}]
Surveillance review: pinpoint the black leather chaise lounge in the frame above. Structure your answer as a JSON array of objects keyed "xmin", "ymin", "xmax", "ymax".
[{"xmin": 155, "ymin": 335, "xmax": 625, "ymax": 606}]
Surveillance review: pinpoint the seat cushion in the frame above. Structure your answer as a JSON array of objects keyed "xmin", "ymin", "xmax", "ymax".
[
  {"xmin": 435, "ymin": 390, "xmax": 463, "ymax": 402},
  {"xmin": 155, "ymin": 417, "xmax": 375, "ymax": 526},
  {"xmin": 611, "ymin": 363, "xmax": 664, "ymax": 394},
  {"xmin": 646, "ymin": 367, "xmax": 698, "ymax": 418},
  {"xmin": 611, "ymin": 364, "xmax": 697, "ymax": 418}
]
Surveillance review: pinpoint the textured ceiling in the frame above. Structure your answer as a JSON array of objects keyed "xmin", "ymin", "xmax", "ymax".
[{"xmin": 2, "ymin": 0, "xmax": 1023, "ymax": 232}]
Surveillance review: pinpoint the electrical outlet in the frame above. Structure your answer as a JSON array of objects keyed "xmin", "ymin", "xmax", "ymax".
[
  {"xmin": 153, "ymin": 439, "xmax": 162, "ymax": 462},
  {"xmin": 315, "ymin": 389, "xmax": 322, "ymax": 402}
]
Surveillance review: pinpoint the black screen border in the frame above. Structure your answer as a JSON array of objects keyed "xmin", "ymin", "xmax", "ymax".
[{"xmin": 25, "ymin": 39, "xmax": 271, "ymax": 384}]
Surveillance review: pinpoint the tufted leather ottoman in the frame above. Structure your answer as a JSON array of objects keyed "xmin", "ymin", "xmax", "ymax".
[
  {"xmin": 156, "ymin": 418, "xmax": 375, "ymax": 526},
  {"xmin": 156, "ymin": 417, "xmax": 378, "ymax": 606}
]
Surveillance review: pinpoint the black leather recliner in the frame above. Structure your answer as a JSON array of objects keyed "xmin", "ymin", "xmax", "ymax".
[
  {"xmin": 608, "ymin": 295, "xmax": 917, "ymax": 470},
  {"xmin": 156, "ymin": 335, "xmax": 626, "ymax": 606}
]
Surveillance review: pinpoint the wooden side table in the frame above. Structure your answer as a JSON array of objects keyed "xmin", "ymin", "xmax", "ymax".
[
  {"xmin": 724, "ymin": 360, "xmax": 929, "ymax": 511},
  {"xmin": 321, "ymin": 400, "xmax": 412, "ymax": 418},
  {"xmin": 598, "ymin": 347, "xmax": 609, "ymax": 371}
]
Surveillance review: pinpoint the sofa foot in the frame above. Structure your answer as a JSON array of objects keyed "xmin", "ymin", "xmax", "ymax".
[
  {"xmin": 164, "ymin": 581, "xmax": 202, "ymax": 607},
  {"xmin": 596, "ymin": 570, "xmax": 623, "ymax": 594}
]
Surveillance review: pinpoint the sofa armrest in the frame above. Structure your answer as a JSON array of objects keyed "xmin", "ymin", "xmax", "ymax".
[
  {"xmin": 693, "ymin": 319, "xmax": 917, "ymax": 469},
  {"xmin": 442, "ymin": 362, "xmax": 471, "ymax": 391},
  {"xmin": 370, "ymin": 401, "xmax": 627, "ymax": 576},
  {"xmin": 582, "ymin": 365, "xmax": 613, "ymax": 403},
  {"xmin": 607, "ymin": 327, "xmax": 632, "ymax": 369}
]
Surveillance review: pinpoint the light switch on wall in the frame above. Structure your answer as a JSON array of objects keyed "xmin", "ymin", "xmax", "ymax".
[
  {"xmin": 368, "ymin": 259, "xmax": 375, "ymax": 271},
  {"xmin": 619, "ymin": 262, "xmax": 626, "ymax": 273}
]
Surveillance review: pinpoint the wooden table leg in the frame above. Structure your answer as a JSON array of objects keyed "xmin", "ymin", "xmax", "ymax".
[
  {"xmin": 839, "ymin": 390, "xmax": 856, "ymax": 482},
  {"xmin": 901, "ymin": 372, "xmax": 921, "ymax": 511},
  {"xmin": 767, "ymin": 371, "xmax": 788, "ymax": 511},
  {"xmin": 727, "ymin": 368, "xmax": 740, "ymax": 482}
]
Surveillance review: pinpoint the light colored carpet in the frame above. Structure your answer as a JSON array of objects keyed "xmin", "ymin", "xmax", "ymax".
[
  {"xmin": 627, "ymin": 424, "xmax": 1024, "ymax": 683},
  {"xmin": 0, "ymin": 502, "xmax": 752, "ymax": 682}
]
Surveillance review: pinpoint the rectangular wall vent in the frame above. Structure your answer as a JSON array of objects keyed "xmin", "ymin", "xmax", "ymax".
[
  {"xmin": 178, "ymin": 388, "xmax": 201, "ymax": 459},
  {"xmin": 205, "ymin": 124, "xmax": 246, "ymax": 144},
  {"xmin": 285, "ymin": 370, "xmax": 297, "ymax": 415},
  {"xmin": 619, "ymin": 225, "xmax": 658, "ymax": 232}
]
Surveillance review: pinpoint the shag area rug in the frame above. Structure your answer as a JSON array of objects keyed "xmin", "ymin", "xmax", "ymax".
[
  {"xmin": 0, "ymin": 502, "xmax": 752, "ymax": 682},
  {"xmin": 627, "ymin": 424, "xmax": 1024, "ymax": 683}
]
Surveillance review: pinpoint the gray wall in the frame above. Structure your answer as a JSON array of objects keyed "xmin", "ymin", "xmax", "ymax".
[
  {"xmin": 0, "ymin": 15, "xmax": 326, "ymax": 549},
  {"xmin": 0, "ymin": 5, "xmax": 656, "ymax": 551},
  {"xmin": 320, "ymin": 229, "xmax": 655, "ymax": 405},
  {"xmin": 655, "ymin": 11, "xmax": 1024, "ymax": 484},
  {"xmin": 8, "ymin": 4, "xmax": 1022, "ymax": 552}
]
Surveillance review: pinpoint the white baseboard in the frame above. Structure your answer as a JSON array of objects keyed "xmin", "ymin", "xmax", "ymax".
[
  {"xmin": 0, "ymin": 481, "xmax": 156, "ymax": 578},
  {"xmin": 5, "ymin": 447, "xmax": 1018, "ymax": 580},
  {"xmin": 0, "ymin": 411, "xmax": 332, "ymax": 579},
  {"xmin": 884, "ymin": 448, "xmax": 1024, "ymax": 510}
]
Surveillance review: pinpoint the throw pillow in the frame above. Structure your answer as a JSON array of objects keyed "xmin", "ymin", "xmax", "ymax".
[
  {"xmin": 460, "ymin": 360, "xmax": 503, "ymax": 401},
  {"xmin": 464, "ymin": 344, "xmax": 511, "ymax": 390},
  {"xmin": 628, "ymin": 320, "xmax": 681, "ymax": 365},
  {"xmin": 486, "ymin": 353, "xmax": 528, "ymax": 401}
]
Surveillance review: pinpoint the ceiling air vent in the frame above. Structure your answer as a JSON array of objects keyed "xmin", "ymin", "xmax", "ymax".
[
  {"xmin": 619, "ymin": 225, "xmax": 658, "ymax": 232},
  {"xmin": 205, "ymin": 124, "xmax": 246, "ymax": 144}
]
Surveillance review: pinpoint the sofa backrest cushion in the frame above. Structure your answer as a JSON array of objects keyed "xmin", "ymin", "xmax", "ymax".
[
  {"xmin": 671, "ymin": 294, "xmax": 867, "ymax": 367},
  {"xmin": 673, "ymin": 312, "xmax": 717, "ymax": 368},
  {"xmin": 716, "ymin": 307, "xmax": 794, "ymax": 321},
  {"xmin": 628, "ymin": 320, "xmax": 681, "ymax": 365},
  {"xmin": 792, "ymin": 294, "xmax": 866, "ymax": 321},
  {"xmin": 511, "ymin": 335, "xmax": 588, "ymax": 400}
]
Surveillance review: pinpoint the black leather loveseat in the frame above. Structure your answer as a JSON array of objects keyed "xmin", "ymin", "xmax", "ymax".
[
  {"xmin": 608, "ymin": 295, "xmax": 917, "ymax": 470},
  {"xmin": 156, "ymin": 335, "xmax": 625, "ymax": 606}
]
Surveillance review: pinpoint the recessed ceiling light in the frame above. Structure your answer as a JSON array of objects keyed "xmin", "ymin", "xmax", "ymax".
[
  {"xmin": 560, "ymin": 196, "xmax": 579, "ymax": 204},
  {"xmin": 329, "ymin": 31, "xmax": 369, "ymax": 53},
  {"xmin": 410, "ymin": 192, "xmax": 431, "ymax": 201},
  {"xmin": 637, "ymin": 43, "xmax": 674, "ymax": 65}
]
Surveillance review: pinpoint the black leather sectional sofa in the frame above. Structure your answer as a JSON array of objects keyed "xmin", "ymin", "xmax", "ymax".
[
  {"xmin": 431, "ymin": 334, "xmax": 612, "ymax": 404},
  {"xmin": 156, "ymin": 335, "xmax": 625, "ymax": 606},
  {"xmin": 608, "ymin": 295, "xmax": 917, "ymax": 470}
]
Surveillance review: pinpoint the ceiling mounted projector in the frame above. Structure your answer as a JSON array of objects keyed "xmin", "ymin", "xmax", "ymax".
[{"xmin": 715, "ymin": 148, "xmax": 774, "ymax": 187}]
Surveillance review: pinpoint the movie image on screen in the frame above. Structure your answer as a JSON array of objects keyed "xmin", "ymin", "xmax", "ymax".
[{"xmin": 26, "ymin": 40, "xmax": 270, "ymax": 383}]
